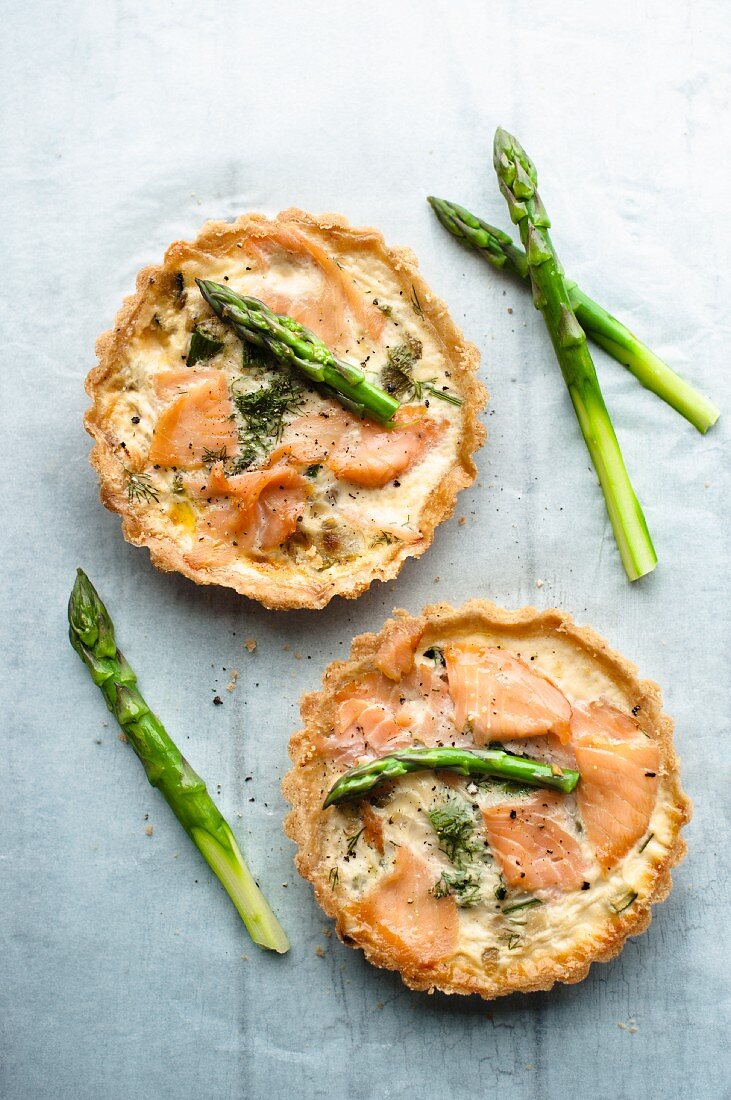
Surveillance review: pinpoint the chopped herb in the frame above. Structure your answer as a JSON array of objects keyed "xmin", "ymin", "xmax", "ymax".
[
  {"xmin": 173, "ymin": 272, "xmax": 185, "ymax": 301},
  {"xmin": 202, "ymin": 446, "xmax": 229, "ymax": 467},
  {"xmin": 380, "ymin": 335, "xmax": 462, "ymax": 407},
  {"xmin": 328, "ymin": 866, "xmax": 339, "ymax": 890},
  {"xmin": 231, "ymin": 373, "xmax": 304, "ymax": 471},
  {"xmin": 610, "ymin": 890, "xmax": 638, "ymax": 914},
  {"xmin": 410, "ymin": 284, "xmax": 423, "ymax": 317},
  {"xmin": 427, "ymin": 794, "xmax": 479, "ymax": 868},
  {"xmin": 372, "ymin": 530, "xmax": 396, "ymax": 547},
  {"xmin": 345, "ymin": 827, "xmax": 364, "ymax": 857},
  {"xmin": 171, "ymin": 473, "xmax": 184, "ymax": 494},
  {"xmin": 493, "ymin": 875, "xmax": 507, "ymax": 902},
  {"xmin": 305, "ymin": 464, "xmax": 322, "ymax": 478},
  {"xmin": 381, "ymin": 337, "xmax": 423, "ymax": 398},
  {"xmin": 187, "ymin": 327, "xmax": 224, "ymax": 367},
  {"xmin": 431, "ymin": 869, "xmax": 482, "ymax": 908},
  {"xmin": 502, "ymin": 898, "xmax": 543, "ymax": 915},
  {"xmin": 242, "ymin": 339, "xmax": 274, "ymax": 371},
  {"xmin": 638, "ymin": 832, "xmax": 654, "ymax": 854},
  {"xmin": 423, "ymin": 646, "xmax": 446, "ymax": 667},
  {"xmin": 125, "ymin": 470, "xmax": 159, "ymax": 504},
  {"xmin": 427, "ymin": 387, "xmax": 463, "ymax": 407},
  {"xmin": 502, "ymin": 931, "xmax": 521, "ymax": 950},
  {"xmin": 373, "ymin": 298, "xmax": 393, "ymax": 317}
]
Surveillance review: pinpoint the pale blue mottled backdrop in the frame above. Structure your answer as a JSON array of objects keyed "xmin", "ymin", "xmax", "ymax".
[{"xmin": 1, "ymin": 1, "xmax": 729, "ymax": 1097}]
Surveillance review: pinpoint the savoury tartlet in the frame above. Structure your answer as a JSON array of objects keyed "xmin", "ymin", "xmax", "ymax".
[
  {"xmin": 283, "ymin": 600, "xmax": 689, "ymax": 999},
  {"xmin": 87, "ymin": 210, "xmax": 486, "ymax": 609}
]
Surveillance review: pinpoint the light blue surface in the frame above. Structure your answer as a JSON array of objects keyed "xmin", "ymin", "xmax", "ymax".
[{"xmin": 1, "ymin": 2, "xmax": 729, "ymax": 1097}]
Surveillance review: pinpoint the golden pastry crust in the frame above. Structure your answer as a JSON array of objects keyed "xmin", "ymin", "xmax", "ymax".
[
  {"xmin": 86, "ymin": 209, "xmax": 486, "ymax": 609},
  {"xmin": 282, "ymin": 600, "xmax": 690, "ymax": 999}
]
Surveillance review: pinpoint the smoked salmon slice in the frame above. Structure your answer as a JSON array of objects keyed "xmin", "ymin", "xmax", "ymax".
[
  {"xmin": 571, "ymin": 701, "xmax": 660, "ymax": 870},
  {"xmin": 191, "ymin": 462, "xmax": 309, "ymax": 554},
  {"xmin": 331, "ymin": 674, "xmax": 412, "ymax": 763},
  {"xmin": 152, "ymin": 368, "xmax": 219, "ymax": 401},
  {"xmin": 328, "ymin": 406, "xmax": 447, "ymax": 489},
  {"xmin": 354, "ymin": 845, "xmax": 459, "ymax": 967},
  {"xmin": 322, "ymin": 663, "xmax": 461, "ymax": 764},
  {"xmin": 270, "ymin": 404, "xmax": 446, "ymax": 490},
  {"xmin": 482, "ymin": 792, "xmax": 587, "ymax": 893},
  {"xmin": 444, "ymin": 642, "xmax": 572, "ymax": 744},
  {"xmin": 149, "ymin": 373, "xmax": 238, "ymax": 469},
  {"xmin": 243, "ymin": 223, "xmax": 384, "ymax": 348},
  {"xmin": 267, "ymin": 407, "xmax": 350, "ymax": 466}
]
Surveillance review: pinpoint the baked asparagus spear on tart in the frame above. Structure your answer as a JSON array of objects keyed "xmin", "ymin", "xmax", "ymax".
[
  {"xmin": 283, "ymin": 601, "xmax": 689, "ymax": 1000},
  {"xmin": 87, "ymin": 210, "xmax": 485, "ymax": 609}
]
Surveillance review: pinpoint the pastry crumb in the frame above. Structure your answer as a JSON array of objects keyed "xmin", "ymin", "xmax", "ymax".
[
  {"xmin": 145, "ymin": 825, "xmax": 153, "ymax": 837},
  {"xmin": 244, "ymin": 638, "xmax": 257, "ymax": 653},
  {"xmin": 118, "ymin": 732, "xmax": 127, "ymax": 743},
  {"xmin": 226, "ymin": 670, "xmax": 239, "ymax": 692},
  {"xmin": 535, "ymin": 578, "xmax": 544, "ymax": 588},
  {"xmin": 315, "ymin": 946, "xmax": 326, "ymax": 958}
]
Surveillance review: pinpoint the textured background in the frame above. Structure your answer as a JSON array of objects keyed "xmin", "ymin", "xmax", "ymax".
[{"xmin": 2, "ymin": 2, "xmax": 729, "ymax": 1098}]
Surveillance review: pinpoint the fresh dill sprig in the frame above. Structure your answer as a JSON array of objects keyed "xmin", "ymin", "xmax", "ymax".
[
  {"xmin": 125, "ymin": 470, "xmax": 159, "ymax": 504},
  {"xmin": 380, "ymin": 336, "xmax": 462, "ymax": 407},
  {"xmin": 427, "ymin": 794, "xmax": 480, "ymax": 868},
  {"xmin": 431, "ymin": 869, "xmax": 482, "ymax": 908},
  {"xmin": 231, "ymin": 373, "xmax": 304, "ymax": 471},
  {"xmin": 410, "ymin": 284, "xmax": 423, "ymax": 317},
  {"xmin": 202, "ymin": 445, "xmax": 230, "ymax": 467},
  {"xmin": 345, "ymin": 827, "xmax": 364, "ymax": 857}
]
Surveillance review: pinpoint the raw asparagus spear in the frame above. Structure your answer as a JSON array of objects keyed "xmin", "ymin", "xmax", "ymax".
[
  {"xmin": 323, "ymin": 746, "xmax": 579, "ymax": 808},
  {"xmin": 68, "ymin": 569, "xmax": 289, "ymax": 954},
  {"xmin": 493, "ymin": 128, "xmax": 657, "ymax": 581},
  {"xmin": 196, "ymin": 281, "xmax": 400, "ymax": 425},
  {"xmin": 428, "ymin": 196, "xmax": 719, "ymax": 434}
]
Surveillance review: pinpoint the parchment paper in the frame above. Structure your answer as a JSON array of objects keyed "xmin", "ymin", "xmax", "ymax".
[{"xmin": 1, "ymin": 2, "xmax": 729, "ymax": 1097}]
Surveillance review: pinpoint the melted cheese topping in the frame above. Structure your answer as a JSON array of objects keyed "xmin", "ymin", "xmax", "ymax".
[
  {"xmin": 315, "ymin": 625, "xmax": 683, "ymax": 979},
  {"xmin": 98, "ymin": 236, "xmax": 468, "ymax": 594}
]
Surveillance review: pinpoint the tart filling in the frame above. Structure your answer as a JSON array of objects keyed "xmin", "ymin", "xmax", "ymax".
[
  {"xmin": 87, "ymin": 210, "xmax": 485, "ymax": 608},
  {"xmin": 283, "ymin": 601, "xmax": 690, "ymax": 999}
]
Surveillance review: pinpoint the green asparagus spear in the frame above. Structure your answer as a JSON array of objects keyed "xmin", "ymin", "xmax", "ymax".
[
  {"xmin": 196, "ymin": 281, "xmax": 400, "ymax": 425},
  {"xmin": 428, "ymin": 196, "xmax": 719, "ymax": 434},
  {"xmin": 68, "ymin": 569, "xmax": 289, "ymax": 954},
  {"xmin": 493, "ymin": 128, "xmax": 657, "ymax": 581},
  {"xmin": 323, "ymin": 746, "xmax": 579, "ymax": 808}
]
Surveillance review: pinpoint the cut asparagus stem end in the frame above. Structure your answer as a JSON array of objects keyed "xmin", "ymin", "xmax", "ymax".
[
  {"xmin": 192, "ymin": 827, "xmax": 290, "ymax": 954},
  {"xmin": 571, "ymin": 386, "xmax": 658, "ymax": 581},
  {"xmin": 323, "ymin": 747, "xmax": 580, "ymax": 808},
  {"xmin": 430, "ymin": 197, "xmax": 719, "ymax": 433}
]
